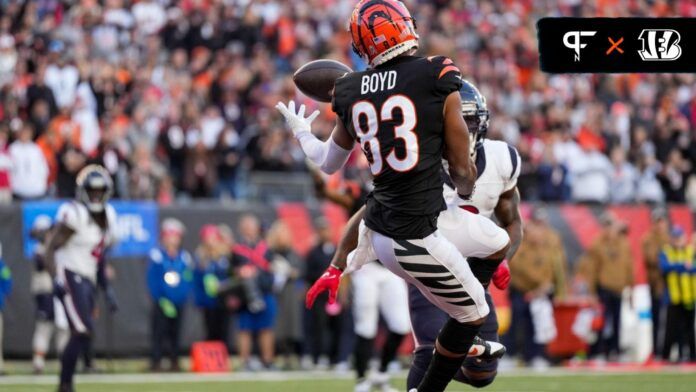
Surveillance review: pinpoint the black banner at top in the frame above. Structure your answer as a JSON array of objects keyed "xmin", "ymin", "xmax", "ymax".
[{"xmin": 537, "ymin": 18, "xmax": 696, "ymax": 73}]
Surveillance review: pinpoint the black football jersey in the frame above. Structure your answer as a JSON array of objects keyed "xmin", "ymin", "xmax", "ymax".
[{"xmin": 332, "ymin": 55, "xmax": 463, "ymax": 239}]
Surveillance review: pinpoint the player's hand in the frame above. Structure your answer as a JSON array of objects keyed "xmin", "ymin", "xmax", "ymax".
[
  {"xmin": 275, "ymin": 100, "xmax": 320, "ymax": 137},
  {"xmin": 105, "ymin": 287, "xmax": 119, "ymax": 313},
  {"xmin": 306, "ymin": 266, "xmax": 342, "ymax": 309},
  {"xmin": 492, "ymin": 259, "xmax": 511, "ymax": 290}
]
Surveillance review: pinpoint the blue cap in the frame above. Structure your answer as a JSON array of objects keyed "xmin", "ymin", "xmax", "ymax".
[{"xmin": 671, "ymin": 225, "xmax": 685, "ymax": 238}]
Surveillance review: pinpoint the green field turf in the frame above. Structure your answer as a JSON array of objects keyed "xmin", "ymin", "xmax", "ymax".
[{"xmin": 2, "ymin": 372, "xmax": 696, "ymax": 392}]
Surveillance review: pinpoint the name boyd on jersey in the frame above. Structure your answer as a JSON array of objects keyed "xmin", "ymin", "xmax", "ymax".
[{"xmin": 361, "ymin": 70, "xmax": 397, "ymax": 94}]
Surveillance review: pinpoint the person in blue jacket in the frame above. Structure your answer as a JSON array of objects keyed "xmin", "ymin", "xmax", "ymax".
[
  {"xmin": 147, "ymin": 218, "xmax": 193, "ymax": 372},
  {"xmin": 0, "ymin": 241, "xmax": 13, "ymax": 375},
  {"xmin": 193, "ymin": 224, "xmax": 231, "ymax": 344}
]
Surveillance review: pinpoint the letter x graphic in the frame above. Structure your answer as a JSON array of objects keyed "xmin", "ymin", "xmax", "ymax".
[{"xmin": 606, "ymin": 37, "xmax": 624, "ymax": 55}]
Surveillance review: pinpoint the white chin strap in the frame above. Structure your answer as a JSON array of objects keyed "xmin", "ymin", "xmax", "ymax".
[
  {"xmin": 86, "ymin": 202, "xmax": 105, "ymax": 213},
  {"xmin": 370, "ymin": 40, "xmax": 418, "ymax": 67}
]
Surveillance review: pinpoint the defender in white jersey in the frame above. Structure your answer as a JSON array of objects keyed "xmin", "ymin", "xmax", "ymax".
[
  {"xmin": 307, "ymin": 81, "xmax": 523, "ymax": 390},
  {"xmin": 44, "ymin": 165, "xmax": 119, "ymax": 392}
]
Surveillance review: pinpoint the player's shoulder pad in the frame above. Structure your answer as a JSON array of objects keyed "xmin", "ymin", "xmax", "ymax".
[
  {"xmin": 485, "ymin": 140, "xmax": 521, "ymax": 181},
  {"xmin": 427, "ymin": 56, "xmax": 462, "ymax": 97},
  {"xmin": 149, "ymin": 248, "xmax": 163, "ymax": 263},
  {"xmin": 56, "ymin": 201, "xmax": 82, "ymax": 227},
  {"xmin": 105, "ymin": 204, "xmax": 117, "ymax": 219},
  {"xmin": 427, "ymin": 56, "xmax": 461, "ymax": 79}
]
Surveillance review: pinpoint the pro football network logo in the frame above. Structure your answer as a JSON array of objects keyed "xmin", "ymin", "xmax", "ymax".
[
  {"xmin": 638, "ymin": 29, "xmax": 682, "ymax": 61},
  {"xmin": 563, "ymin": 31, "xmax": 597, "ymax": 61}
]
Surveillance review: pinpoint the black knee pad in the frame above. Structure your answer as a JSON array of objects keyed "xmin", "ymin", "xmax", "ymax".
[{"xmin": 438, "ymin": 318, "xmax": 481, "ymax": 355}]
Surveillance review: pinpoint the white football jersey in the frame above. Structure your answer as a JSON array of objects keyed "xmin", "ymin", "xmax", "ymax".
[
  {"xmin": 442, "ymin": 139, "xmax": 521, "ymax": 218},
  {"xmin": 55, "ymin": 201, "xmax": 118, "ymax": 283}
]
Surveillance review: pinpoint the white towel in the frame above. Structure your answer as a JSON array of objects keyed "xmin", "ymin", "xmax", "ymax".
[{"xmin": 530, "ymin": 296, "xmax": 557, "ymax": 344}]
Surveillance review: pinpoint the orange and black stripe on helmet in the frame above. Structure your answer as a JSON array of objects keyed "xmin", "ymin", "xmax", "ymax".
[{"xmin": 349, "ymin": 0, "xmax": 419, "ymax": 67}]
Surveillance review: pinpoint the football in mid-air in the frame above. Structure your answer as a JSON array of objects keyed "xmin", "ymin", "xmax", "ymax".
[{"xmin": 293, "ymin": 59, "xmax": 353, "ymax": 103}]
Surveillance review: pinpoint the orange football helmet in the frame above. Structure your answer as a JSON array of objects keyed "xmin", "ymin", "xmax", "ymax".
[{"xmin": 349, "ymin": 0, "xmax": 419, "ymax": 67}]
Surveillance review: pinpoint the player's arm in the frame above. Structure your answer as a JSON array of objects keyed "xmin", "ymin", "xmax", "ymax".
[
  {"xmin": 309, "ymin": 165, "xmax": 356, "ymax": 210},
  {"xmin": 330, "ymin": 204, "xmax": 364, "ymax": 271},
  {"xmin": 306, "ymin": 205, "xmax": 364, "ymax": 308},
  {"xmin": 494, "ymin": 187, "xmax": 523, "ymax": 260},
  {"xmin": 443, "ymin": 92, "xmax": 476, "ymax": 197},
  {"xmin": 43, "ymin": 223, "xmax": 74, "ymax": 278},
  {"xmin": 276, "ymin": 101, "xmax": 354, "ymax": 174}
]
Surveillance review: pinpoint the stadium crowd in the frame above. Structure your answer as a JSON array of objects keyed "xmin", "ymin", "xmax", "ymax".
[{"xmin": 0, "ymin": 0, "xmax": 695, "ymax": 205}]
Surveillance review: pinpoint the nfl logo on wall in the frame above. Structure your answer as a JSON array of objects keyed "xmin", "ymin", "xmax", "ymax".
[{"xmin": 637, "ymin": 29, "xmax": 682, "ymax": 61}]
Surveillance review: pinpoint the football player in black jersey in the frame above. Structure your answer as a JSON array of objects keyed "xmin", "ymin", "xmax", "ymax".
[{"xmin": 277, "ymin": 1, "xmax": 502, "ymax": 391}]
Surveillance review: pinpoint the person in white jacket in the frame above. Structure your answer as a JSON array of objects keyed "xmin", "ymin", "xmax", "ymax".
[{"xmin": 9, "ymin": 123, "xmax": 49, "ymax": 200}]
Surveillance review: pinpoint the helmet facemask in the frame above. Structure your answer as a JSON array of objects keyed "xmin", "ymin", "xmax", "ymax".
[
  {"xmin": 76, "ymin": 165, "xmax": 114, "ymax": 213},
  {"xmin": 462, "ymin": 104, "xmax": 489, "ymax": 160}
]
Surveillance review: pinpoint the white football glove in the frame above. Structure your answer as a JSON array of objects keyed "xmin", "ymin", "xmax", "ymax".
[{"xmin": 275, "ymin": 100, "xmax": 320, "ymax": 138}]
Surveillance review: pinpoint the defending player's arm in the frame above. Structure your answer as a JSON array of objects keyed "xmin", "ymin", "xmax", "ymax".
[
  {"xmin": 43, "ymin": 223, "xmax": 74, "ymax": 278},
  {"xmin": 443, "ymin": 91, "xmax": 477, "ymax": 197},
  {"xmin": 494, "ymin": 187, "xmax": 522, "ymax": 260},
  {"xmin": 305, "ymin": 205, "xmax": 365, "ymax": 308},
  {"xmin": 309, "ymin": 165, "xmax": 356, "ymax": 210},
  {"xmin": 276, "ymin": 101, "xmax": 354, "ymax": 174}
]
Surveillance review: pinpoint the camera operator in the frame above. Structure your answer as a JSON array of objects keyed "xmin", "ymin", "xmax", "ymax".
[{"xmin": 232, "ymin": 214, "xmax": 276, "ymax": 370}]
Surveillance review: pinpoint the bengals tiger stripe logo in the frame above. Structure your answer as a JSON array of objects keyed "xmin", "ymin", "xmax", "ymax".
[{"xmin": 349, "ymin": 0, "xmax": 418, "ymax": 64}]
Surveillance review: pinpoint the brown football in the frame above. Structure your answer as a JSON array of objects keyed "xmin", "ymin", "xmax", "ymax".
[{"xmin": 293, "ymin": 59, "xmax": 353, "ymax": 103}]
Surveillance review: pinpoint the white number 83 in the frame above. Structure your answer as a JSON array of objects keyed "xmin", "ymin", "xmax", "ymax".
[{"xmin": 351, "ymin": 95, "xmax": 419, "ymax": 175}]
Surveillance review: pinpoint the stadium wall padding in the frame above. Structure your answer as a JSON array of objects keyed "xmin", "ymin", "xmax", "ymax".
[{"xmin": 0, "ymin": 203, "xmax": 693, "ymax": 357}]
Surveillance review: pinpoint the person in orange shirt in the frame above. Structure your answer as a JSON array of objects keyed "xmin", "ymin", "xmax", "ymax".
[{"xmin": 36, "ymin": 111, "xmax": 82, "ymax": 185}]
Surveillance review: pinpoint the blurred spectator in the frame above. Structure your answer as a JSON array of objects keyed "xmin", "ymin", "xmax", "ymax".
[
  {"xmin": 29, "ymin": 216, "xmax": 69, "ymax": 374},
  {"xmin": 55, "ymin": 138, "xmax": 87, "ymax": 198},
  {"xmin": 635, "ymin": 155, "xmax": 665, "ymax": 204},
  {"xmin": 577, "ymin": 214, "xmax": 634, "ymax": 361},
  {"xmin": 658, "ymin": 226, "xmax": 695, "ymax": 363},
  {"xmin": 9, "ymin": 122, "xmax": 49, "ymax": 200},
  {"xmin": 25, "ymin": 65, "xmax": 58, "ymax": 124},
  {"xmin": 641, "ymin": 209, "xmax": 671, "ymax": 357},
  {"xmin": 146, "ymin": 218, "xmax": 193, "ymax": 372},
  {"xmin": 0, "ymin": 34, "xmax": 17, "ymax": 88},
  {"xmin": 89, "ymin": 127, "xmax": 130, "ymax": 199},
  {"xmin": 505, "ymin": 209, "xmax": 567, "ymax": 367},
  {"xmin": 0, "ymin": 0, "xmax": 694, "ymax": 201},
  {"xmin": 608, "ymin": 146, "xmax": 637, "ymax": 204},
  {"xmin": 0, "ymin": 241, "xmax": 12, "ymax": 375},
  {"xmin": 215, "ymin": 126, "xmax": 242, "ymax": 199},
  {"xmin": 182, "ymin": 131, "xmax": 217, "ymax": 198},
  {"xmin": 0, "ymin": 125, "xmax": 11, "ymax": 204},
  {"xmin": 44, "ymin": 44, "xmax": 79, "ymax": 110},
  {"xmin": 567, "ymin": 141, "xmax": 612, "ymax": 204},
  {"xmin": 536, "ymin": 148, "xmax": 570, "ymax": 202},
  {"xmin": 658, "ymin": 150, "xmax": 690, "ymax": 203},
  {"xmin": 305, "ymin": 218, "xmax": 342, "ymax": 368},
  {"xmin": 233, "ymin": 214, "xmax": 276, "ymax": 370},
  {"xmin": 129, "ymin": 144, "xmax": 167, "ymax": 200},
  {"xmin": 268, "ymin": 221, "xmax": 304, "ymax": 369},
  {"xmin": 193, "ymin": 225, "xmax": 230, "ymax": 343}
]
